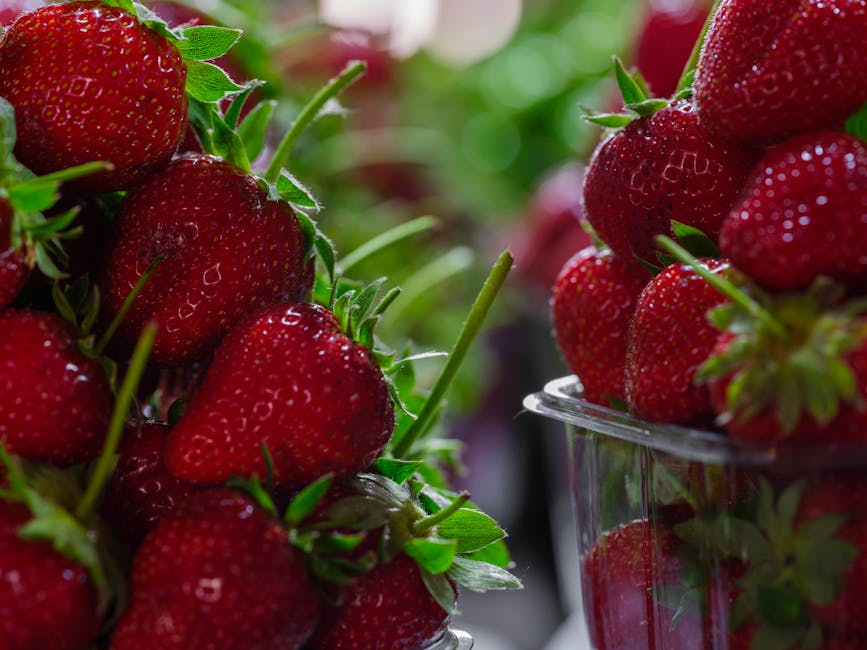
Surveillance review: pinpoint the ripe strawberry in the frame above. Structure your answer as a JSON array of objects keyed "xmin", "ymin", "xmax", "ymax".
[
  {"xmin": 165, "ymin": 302, "xmax": 393, "ymax": 487},
  {"xmin": 99, "ymin": 154, "xmax": 308, "ymax": 366},
  {"xmin": 308, "ymin": 553, "xmax": 451, "ymax": 650},
  {"xmin": 0, "ymin": 500, "xmax": 102, "ymax": 650},
  {"xmin": 719, "ymin": 132, "xmax": 867, "ymax": 292},
  {"xmin": 100, "ymin": 421, "xmax": 197, "ymax": 546},
  {"xmin": 625, "ymin": 259, "xmax": 728, "ymax": 424},
  {"xmin": 633, "ymin": 0, "xmax": 709, "ymax": 99},
  {"xmin": 0, "ymin": 197, "xmax": 29, "ymax": 307},
  {"xmin": 0, "ymin": 1, "xmax": 188, "ymax": 193},
  {"xmin": 694, "ymin": 0, "xmax": 867, "ymax": 145},
  {"xmin": 551, "ymin": 246, "xmax": 650, "ymax": 406},
  {"xmin": 0, "ymin": 310, "xmax": 111, "ymax": 465},
  {"xmin": 110, "ymin": 488, "xmax": 319, "ymax": 650},
  {"xmin": 583, "ymin": 100, "xmax": 759, "ymax": 264},
  {"xmin": 583, "ymin": 519, "xmax": 703, "ymax": 650}
]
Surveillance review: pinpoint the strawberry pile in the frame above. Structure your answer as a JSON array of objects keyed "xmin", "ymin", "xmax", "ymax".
[
  {"xmin": 549, "ymin": 1, "xmax": 867, "ymax": 648},
  {"xmin": 0, "ymin": 1, "xmax": 522, "ymax": 649}
]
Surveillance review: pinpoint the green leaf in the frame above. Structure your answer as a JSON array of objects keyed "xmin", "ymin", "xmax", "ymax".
[
  {"xmin": 238, "ymin": 99, "xmax": 276, "ymax": 161},
  {"xmin": 185, "ymin": 60, "xmax": 244, "ymax": 104},
  {"xmin": 404, "ymin": 537, "xmax": 457, "ymax": 574},
  {"xmin": 845, "ymin": 102, "xmax": 867, "ymax": 140},
  {"xmin": 8, "ymin": 179, "xmax": 59, "ymax": 214},
  {"xmin": 436, "ymin": 508, "xmax": 505, "ymax": 554},
  {"xmin": 671, "ymin": 220, "xmax": 721, "ymax": 258},
  {"xmin": 756, "ymin": 586, "xmax": 805, "ymax": 626},
  {"xmin": 285, "ymin": 474, "xmax": 334, "ymax": 527},
  {"xmin": 464, "ymin": 538, "xmax": 512, "ymax": 569},
  {"xmin": 225, "ymin": 476, "xmax": 277, "ymax": 518},
  {"xmin": 223, "ymin": 81, "xmax": 263, "ymax": 130},
  {"xmin": 375, "ymin": 458, "xmax": 422, "ymax": 484},
  {"xmin": 175, "ymin": 26, "xmax": 242, "ymax": 62},
  {"xmin": 582, "ymin": 113, "xmax": 633, "ymax": 128},
  {"xmin": 0, "ymin": 96, "xmax": 16, "ymax": 162},
  {"xmin": 447, "ymin": 556, "xmax": 523, "ymax": 592},
  {"xmin": 102, "ymin": 0, "xmax": 136, "ymax": 15},
  {"xmin": 167, "ymin": 396, "xmax": 186, "ymax": 424},
  {"xmin": 276, "ymin": 171, "xmax": 319, "ymax": 210},
  {"xmin": 313, "ymin": 531, "xmax": 366, "ymax": 553},
  {"xmin": 613, "ymin": 56, "xmax": 647, "ymax": 105},
  {"xmin": 421, "ymin": 569, "xmax": 458, "ymax": 615},
  {"xmin": 627, "ymin": 98, "xmax": 669, "ymax": 117}
]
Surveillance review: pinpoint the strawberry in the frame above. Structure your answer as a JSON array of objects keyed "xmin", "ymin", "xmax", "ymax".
[
  {"xmin": 583, "ymin": 100, "xmax": 760, "ymax": 264},
  {"xmin": 164, "ymin": 302, "xmax": 393, "ymax": 487},
  {"xmin": 0, "ymin": 310, "xmax": 111, "ymax": 465},
  {"xmin": 0, "ymin": 1, "xmax": 188, "ymax": 192},
  {"xmin": 109, "ymin": 488, "xmax": 320, "ymax": 650},
  {"xmin": 0, "ymin": 197, "xmax": 29, "ymax": 307},
  {"xmin": 625, "ymin": 259, "xmax": 728, "ymax": 424},
  {"xmin": 694, "ymin": 0, "xmax": 867, "ymax": 145},
  {"xmin": 583, "ymin": 519, "xmax": 704, "ymax": 650},
  {"xmin": 0, "ymin": 500, "xmax": 102, "ymax": 650},
  {"xmin": 307, "ymin": 553, "xmax": 451, "ymax": 650},
  {"xmin": 100, "ymin": 421, "xmax": 197, "ymax": 546},
  {"xmin": 719, "ymin": 132, "xmax": 867, "ymax": 292},
  {"xmin": 633, "ymin": 0, "xmax": 709, "ymax": 99},
  {"xmin": 551, "ymin": 245, "xmax": 650, "ymax": 406},
  {"xmin": 99, "ymin": 154, "xmax": 308, "ymax": 366}
]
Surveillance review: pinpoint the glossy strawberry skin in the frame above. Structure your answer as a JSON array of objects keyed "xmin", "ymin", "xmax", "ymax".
[
  {"xmin": 308, "ymin": 553, "xmax": 450, "ymax": 650},
  {"xmin": 583, "ymin": 100, "xmax": 760, "ymax": 264},
  {"xmin": 583, "ymin": 519, "xmax": 703, "ymax": 650},
  {"xmin": 100, "ymin": 421, "xmax": 197, "ymax": 547},
  {"xmin": 719, "ymin": 132, "xmax": 867, "ymax": 292},
  {"xmin": 0, "ymin": 2, "xmax": 187, "ymax": 193},
  {"xmin": 551, "ymin": 246, "xmax": 649, "ymax": 406},
  {"xmin": 100, "ymin": 154, "xmax": 308, "ymax": 366},
  {"xmin": 110, "ymin": 489, "xmax": 319, "ymax": 650},
  {"xmin": 625, "ymin": 260, "xmax": 728, "ymax": 424},
  {"xmin": 165, "ymin": 302, "xmax": 394, "ymax": 488},
  {"xmin": 0, "ymin": 501, "xmax": 102, "ymax": 650},
  {"xmin": 695, "ymin": 0, "xmax": 867, "ymax": 145},
  {"xmin": 0, "ymin": 310, "xmax": 111, "ymax": 465},
  {"xmin": 0, "ymin": 198, "xmax": 29, "ymax": 308}
]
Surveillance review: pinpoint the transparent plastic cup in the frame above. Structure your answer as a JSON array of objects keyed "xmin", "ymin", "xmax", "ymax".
[
  {"xmin": 423, "ymin": 628, "xmax": 474, "ymax": 649},
  {"xmin": 524, "ymin": 376, "xmax": 867, "ymax": 650}
]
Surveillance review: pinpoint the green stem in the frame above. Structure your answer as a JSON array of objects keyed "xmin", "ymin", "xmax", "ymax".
[
  {"xmin": 76, "ymin": 322, "xmax": 158, "ymax": 520},
  {"xmin": 263, "ymin": 61, "xmax": 367, "ymax": 184},
  {"xmin": 93, "ymin": 257, "xmax": 162, "ymax": 357},
  {"xmin": 31, "ymin": 161, "xmax": 113, "ymax": 185},
  {"xmin": 392, "ymin": 250, "xmax": 514, "ymax": 458},
  {"xmin": 340, "ymin": 216, "xmax": 438, "ymax": 274},
  {"xmin": 412, "ymin": 492, "xmax": 470, "ymax": 536},
  {"xmin": 675, "ymin": 0, "xmax": 724, "ymax": 95},
  {"xmin": 655, "ymin": 236, "xmax": 791, "ymax": 342}
]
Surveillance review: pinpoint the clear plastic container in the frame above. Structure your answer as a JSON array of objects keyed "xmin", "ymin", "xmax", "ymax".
[
  {"xmin": 524, "ymin": 376, "xmax": 867, "ymax": 650},
  {"xmin": 424, "ymin": 628, "xmax": 473, "ymax": 649}
]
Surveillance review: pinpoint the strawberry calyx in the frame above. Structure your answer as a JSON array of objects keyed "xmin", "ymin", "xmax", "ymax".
[
  {"xmin": 582, "ymin": 57, "xmax": 670, "ymax": 129},
  {"xmin": 676, "ymin": 479, "xmax": 858, "ymax": 650},
  {"xmin": 0, "ymin": 98, "xmax": 111, "ymax": 279}
]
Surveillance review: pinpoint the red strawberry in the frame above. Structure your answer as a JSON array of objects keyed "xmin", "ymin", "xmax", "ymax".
[
  {"xmin": 583, "ymin": 519, "xmax": 703, "ymax": 650},
  {"xmin": 625, "ymin": 259, "xmax": 728, "ymax": 424},
  {"xmin": 0, "ymin": 500, "xmax": 102, "ymax": 650},
  {"xmin": 0, "ymin": 2, "xmax": 188, "ymax": 193},
  {"xmin": 551, "ymin": 246, "xmax": 650, "ymax": 406},
  {"xmin": 307, "ymin": 553, "xmax": 451, "ymax": 650},
  {"xmin": 633, "ymin": 0, "xmax": 709, "ymax": 99},
  {"xmin": 694, "ymin": 0, "xmax": 867, "ymax": 145},
  {"xmin": 0, "ymin": 197, "xmax": 29, "ymax": 308},
  {"xmin": 719, "ymin": 132, "xmax": 867, "ymax": 292},
  {"xmin": 165, "ymin": 302, "xmax": 394, "ymax": 487},
  {"xmin": 583, "ymin": 100, "xmax": 760, "ymax": 264},
  {"xmin": 100, "ymin": 421, "xmax": 197, "ymax": 546},
  {"xmin": 0, "ymin": 310, "xmax": 111, "ymax": 465},
  {"xmin": 99, "ymin": 154, "xmax": 308, "ymax": 366},
  {"xmin": 110, "ymin": 488, "xmax": 319, "ymax": 650}
]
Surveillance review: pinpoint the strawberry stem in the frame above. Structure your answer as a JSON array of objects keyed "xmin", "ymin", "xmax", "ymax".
[
  {"xmin": 339, "ymin": 216, "xmax": 438, "ymax": 274},
  {"xmin": 75, "ymin": 322, "xmax": 157, "ymax": 520},
  {"xmin": 391, "ymin": 250, "xmax": 513, "ymax": 458},
  {"xmin": 674, "ymin": 0, "xmax": 723, "ymax": 95},
  {"xmin": 655, "ymin": 235, "xmax": 791, "ymax": 343},
  {"xmin": 93, "ymin": 257, "xmax": 162, "ymax": 357},
  {"xmin": 412, "ymin": 491, "xmax": 470, "ymax": 535},
  {"xmin": 263, "ymin": 60, "xmax": 367, "ymax": 185}
]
